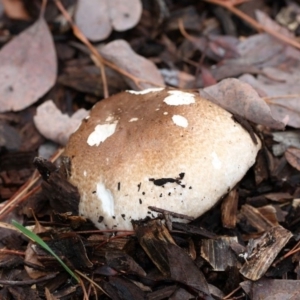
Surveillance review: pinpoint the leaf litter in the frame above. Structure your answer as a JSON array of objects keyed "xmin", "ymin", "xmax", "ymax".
[{"xmin": 1, "ymin": 0, "xmax": 300, "ymax": 299}]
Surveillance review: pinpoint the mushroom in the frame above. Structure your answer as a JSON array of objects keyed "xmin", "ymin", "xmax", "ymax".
[{"xmin": 64, "ymin": 88, "xmax": 261, "ymax": 230}]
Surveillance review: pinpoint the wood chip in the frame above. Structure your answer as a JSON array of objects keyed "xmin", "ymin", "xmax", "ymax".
[
  {"xmin": 201, "ymin": 236, "xmax": 241, "ymax": 271},
  {"xmin": 240, "ymin": 226, "xmax": 292, "ymax": 280}
]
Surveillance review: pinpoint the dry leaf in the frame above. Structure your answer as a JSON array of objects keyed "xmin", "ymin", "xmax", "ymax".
[
  {"xmin": 24, "ymin": 219, "xmax": 49, "ymax": 279},
  {"xmin": 239, "ymin": 62, "xmax": 300, "ymax": 128},
  {"xmin": 34, "ymin": 100, "xmax": 89, "ymax": 145},
  {"xmin": 75, "ymin": 0, "xmax": 142, "ymax": 41},
  {"xmin": 285, "ymin": 147, "xmax": 300, "ymax": 171},
  {"xmin": 0, "ymin": 17, "xmax": 57, "ymax": 112},
  {"xmin": 268, "ymin": 97, "xmax": 300, "ymax": 128},
  {"xmin": 2, "ymin": 0, "xmax": 30, "ymax": 20},
  {"xmin": 256, "ymin": 9, "xmax": 294, "ymax": 38},
  {"xmin": 109, "ymin": 0, "xmax": 142, "ymax": 31},
  {"xmin": 45, "ymin": 288, "xmax": 59, "ymax": 300},
  {"xmin": 99, "ymin": 39, "xmax": 164, "ymax": 89},
  {"xmin": 202, "ymin": 78, "xmax": 285, "ymax": 129},
  {"xmin": 75, "ymin": 0, "xmax": 111, "ymax": 41}
]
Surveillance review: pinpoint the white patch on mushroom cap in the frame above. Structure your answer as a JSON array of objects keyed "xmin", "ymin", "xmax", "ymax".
[
  {"xmin": 163, "ymin": 112, "xmax": 168, "ymax": 115},
  {"xmin": 83, "ymin": 170, "xmax": 87, "ymax": 177},
  {"xmin": 87, "ymin": 123, "xmax": 118, "ymax": 146},
  {"xmin": 126, "ymin": 87, "xmax": 164, "ymax": 95},
  {"xmin": 129, "ymin": 117, "xmax": 138, "ymax": 122},
  {"xmin": 105, "ymin": 115, "xmax": 114, "ymax": 122},
  {"xmin": 96, "ymin": 183, "xmax": 115, "ymax": 217},
  {"xmin": 172, "ymin": 115, "xmax": 188, "ymax": 128},
  {"xmin": 211, "ymin": 152, "xmax": 222, "ymax": 169},
  {"xmin": 164, "ymin": 90, "xmax": 195, "ymax": 106}
]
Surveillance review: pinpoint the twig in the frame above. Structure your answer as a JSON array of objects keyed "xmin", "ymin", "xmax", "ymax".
[
  {"xmin": 54, "ymin": 0, "xmax": 161, "ymax": 91},
  {"xmin": 223, "ymin": 285, "xmax": 242, "ymax": 299},
  {"xmin": 204, "ymin": 0, "xmax": 300, "ymax": 50},
  {"xmin": 272, "ymin": 240, "xmax": 300, "ymax": 267},
  {"xmin": 148, "ymin": 206, "xmax": 195, "ymax": 221},
  {"xmin": 54, "ymin": 0, "xmax": 109, "ymax": 97},
  {"xmin": 263, "ymin": 94, "xmax": 300, "ymax": 102},
  {"xmin": 75, "ymin": 269, "xmax": 109, "ymax": 297}
]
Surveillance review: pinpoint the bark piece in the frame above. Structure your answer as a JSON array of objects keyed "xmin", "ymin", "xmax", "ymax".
[
  {"xmin": 201, "ymin": 236, "xmax": 241, "ymax": 271},
  {"xmin": 239, "ymin": 204, "xmax": 274, "ymax": 232},
  {"xmin": 221, "ymin": 189, "xmax": 238, "ymax": 228},
  {"xmin": 240, "ymin": 226, "xmax": 292, "ymax": 281},
  {"xmin": 33, "ymin": 157, "xmax": 80, "ymax": 215},
  {"xmin": 135, "ymin": 220, "xmax": 210, "ymax": 296}
]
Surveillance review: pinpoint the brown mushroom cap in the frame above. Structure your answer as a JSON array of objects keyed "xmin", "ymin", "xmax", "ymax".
[{"xmin": 64, "ymin": 88, "xmax": 261, "ymax": 230}]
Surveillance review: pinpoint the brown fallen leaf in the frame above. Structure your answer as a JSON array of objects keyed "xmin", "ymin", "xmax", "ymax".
[
  {"xmin": 75, "ymin": 0, "xmax": 142, "ymax": 41},
  {"xmin": 24, "ymin": 220, "xmax": 48, "ymax": 280},
  {"xmin": 285, "ymin": 147, "xmax": 300, "ymax": 171},
  {"xmin": 98, "ymin": 39, "xmax": 165, "ymax": 89},
  {"xmin": 45, "ymin": 287, "xmax": 59, "ymax": 300},
  {"xmin": 0, "ymin": 16, "xmax": 57, "ymax": 112},
  {"xmin": 202, "ymin": 78, "xmax": 285, "ymax": 129}
]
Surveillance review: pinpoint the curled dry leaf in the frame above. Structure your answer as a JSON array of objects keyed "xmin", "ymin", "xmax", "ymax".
[
  {"xmin": 0, "ymin": 17, "xmax": 57, "ymax": 112},
  {"xmin": 285, "ymin": 147, "xmax": 300, "ymax": 171},
  {"xmin": 34, "ymin": 100, "xmax": 89, "ymax": 146},
  {"xmin": 99, "ymin": 39, "xmax": 165, "ymax": 89},
  {"xmin": 202, "ymin": 78, "xmax": 285, "ymax": 130},
  {"xmin": 75, "ymin": 0, "xmax": 142, "ymax": 41}
]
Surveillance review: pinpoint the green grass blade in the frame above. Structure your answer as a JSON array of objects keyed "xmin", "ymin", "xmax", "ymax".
[{"xmin": 12, "ymin": 220, "xmax": 80, "ymax": 283}]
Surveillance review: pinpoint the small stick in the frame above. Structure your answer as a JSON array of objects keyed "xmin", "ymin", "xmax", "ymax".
[{"xmin": 148, "ymin": 206, "xmax": 195, "ymax": 221}]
